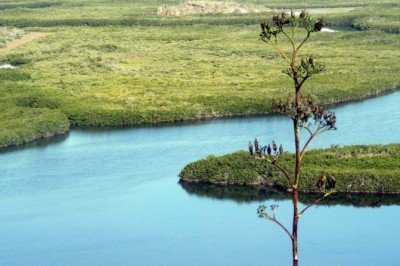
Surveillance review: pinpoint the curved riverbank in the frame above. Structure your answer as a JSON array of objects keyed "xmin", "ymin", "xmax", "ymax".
[
  {"xmin": 1, "ymin": 87, "xmax": 399, "ymax": 150},
  {"xmin": 0, "ymin": 107, "xmax": 69, "ymax": 149},
  {"xmin": 179, "ymin": 144, "xmax": 400, "ymax": 194}
]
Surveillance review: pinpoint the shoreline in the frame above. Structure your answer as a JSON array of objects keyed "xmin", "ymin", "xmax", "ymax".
[
  {"xmin": 179, "ymin": 179, "xmax": 400, "ymax": 195},
  {"xmin": 1, "ymin": 87, "xmax": 399, "ymax": 152}
]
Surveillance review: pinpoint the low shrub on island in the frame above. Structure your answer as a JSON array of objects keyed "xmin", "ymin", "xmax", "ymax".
[{"xmin": 179, "ymin": 144, "xmax": 400, "ymax": 194}]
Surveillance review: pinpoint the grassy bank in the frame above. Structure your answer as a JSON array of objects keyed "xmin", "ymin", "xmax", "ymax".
[
  {"xmin": 0, "ymin": 0, "xmax": 399, "ymax": 148},
  {"xmin": 0, "ymin": 104, "xmax": 69, "ymax": 148},
  {"xmin": 179, "ymin": 144, "xmax": 400, "ymax": 194}
]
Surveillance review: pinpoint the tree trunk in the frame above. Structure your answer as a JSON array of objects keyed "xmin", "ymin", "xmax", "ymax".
[
  {"xmin": 294, "ymin": 87, "xmax": 301, "ymax": 185},
  {"xmin": 294, "ymin": 119, "xmax": 300, "ymax": 183},
  {"xmin": 293, "ymin": 87, "xmax": 300, "ymax": 266},
  {"xmin": 292, "ymin": 187, "xmax": 299, "ymax": 266}
]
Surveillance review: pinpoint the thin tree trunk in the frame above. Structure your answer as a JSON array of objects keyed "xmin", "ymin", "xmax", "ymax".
[
  {"xmin": 294, "ymin": 119, "xmax": 300, "ymax": 184},
  {"xmin": 292, "ymin": 188, "xmax": 299, "ymax": 266},
  {"xmin": 294, "ymin": 86, "xmax": 301, "ymax": 187},
  {"xmin": 292, "ymin": 119, "xmax": 300, "ymax": 266},
  {"xmin": 293, "ymin": 87, "xmax": 301, "ymax": 266}
]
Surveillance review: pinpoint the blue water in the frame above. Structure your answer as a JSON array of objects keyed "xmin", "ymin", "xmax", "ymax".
[{"xmin": 1, "ymin": 92, "xmax": 400, "ymax": 266}]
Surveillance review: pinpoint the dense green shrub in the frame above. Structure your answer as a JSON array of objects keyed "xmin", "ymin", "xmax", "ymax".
[
  {"xmin": 0, "ymin": 2, "xmax": 62, "ymax": 11},
  {"xmin": 15, "ymin": 94, "xmax": 61, "ymax": 109},
  {"xmin": 2, "ymin": 53, "xmax": 31, "ymax": 65},
  {"xmin": 0, "ymin": 69, "xmax": 31, "ymax": 81},
  {"xmin": 0, "ymin": 106, "xmax": 69, "ymax": 148}
]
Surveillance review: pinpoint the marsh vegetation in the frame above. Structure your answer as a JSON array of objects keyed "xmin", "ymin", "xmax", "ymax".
[{"xmin": 0, "ymin": 0, "xmax": 399, "ymax": 148}]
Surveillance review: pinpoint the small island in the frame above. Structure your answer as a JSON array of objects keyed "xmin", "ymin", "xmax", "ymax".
[{"xmin": 179, "ymin": 144, "xmax": 400, "ymax": 194}]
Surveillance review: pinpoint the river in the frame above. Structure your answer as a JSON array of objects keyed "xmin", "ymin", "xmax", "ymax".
[{"xmin": 1, "ymin": 91, "xmax": 399, "ymax": 265}]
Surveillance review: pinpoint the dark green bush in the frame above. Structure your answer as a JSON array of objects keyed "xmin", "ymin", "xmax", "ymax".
[
  {"xmin": 0, "ymin": 2, "xmax": 62, "ymax": 11},
  {"xmin": 0, "ymin": 106, "xmax": 69, "ymax": 148},
  {"xmin": 0, "ymin": 69, "xmax": 31, "ymax": 81},
  {"xmin": 3, "ymin": 53, "xmax": 31, "ymax": 65},
  {"xmin": 15, "ymin": 95, "xmax": 61, "ymax": 109}
]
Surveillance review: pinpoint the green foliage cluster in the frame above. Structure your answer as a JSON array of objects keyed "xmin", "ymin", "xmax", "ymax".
[
  {"xmin": 0, "ymin": 69, "xmax": 31, "ymax": 81},
  {"xmin": 3, "ymin": 53, "xmax": 30, "ymax": 65},
  {"xmin": 0, "ymin": 1, "xmax": 61, "ymax": 11},
  {"xmin": 0, "ymin": 105, "xmax": 69, "ymax": 148},
  {"xmin": 179, "ymin": 144, "xmax": 400, "ymax": 194}
]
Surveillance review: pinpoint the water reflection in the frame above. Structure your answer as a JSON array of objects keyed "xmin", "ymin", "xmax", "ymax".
[{"xmin": 180, "ymin": 182, "xmax": 400, "ymax": 207}]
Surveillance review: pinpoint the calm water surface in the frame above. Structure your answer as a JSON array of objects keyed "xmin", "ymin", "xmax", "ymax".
[{"xmin": 1, "ymin": 92, "xmax": 400, "ymax": 266}]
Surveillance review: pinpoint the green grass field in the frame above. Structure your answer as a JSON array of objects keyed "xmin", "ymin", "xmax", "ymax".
[{"xmin": 0, "ymin": 0, "xmax": 399, "ymax": 147}]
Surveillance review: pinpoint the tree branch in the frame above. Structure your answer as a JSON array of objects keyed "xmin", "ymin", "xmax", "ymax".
[
  {"xmin": 265, "ymin": 157, "xmax": 293, "ymax": 186},
  {"xmin": 298, "ymin": 74, "xmax": 311, "ymax": 89},
  {"xmin": 296, "ymin": 31, "xmax": 311, "ymax": 51},
  {"xmin": 264, "ymin": 213, "xmax": 293, "ymax": 240},
  {"xmin": 262, "ymin": 39, "xmax": 291, "ymax": 65},
  {"xmin": 300, "ymin": 127, "xmax": 331, "ymax": 160},
  {"xmin": 299, "ymin": 131, "xmax": 317, "ymax": 160},
  {"xmin": 281, "ymin": 28, "xmax": 295, "ymax": 48},
  {"xmin": 299, "ymin": 191, "xmax": 335, "ymax": 216},
  {"xmin": 303, "ymin": 126, "xmax": 313, "ymax": 136}
]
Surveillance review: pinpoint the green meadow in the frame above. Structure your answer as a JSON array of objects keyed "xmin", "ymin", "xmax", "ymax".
[{"xmin": 0, "ymin": 0, "xmax": 399, "ymax": 147}]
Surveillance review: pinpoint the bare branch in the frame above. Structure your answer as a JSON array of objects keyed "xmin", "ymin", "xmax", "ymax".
[
  {"xmin": 303, "ymin": 126, "xmax": 313, "ymax": 136},
  {"xmin": 300, "ymin": 128, "xmax": 329, "ymax": 160},
  {"xmin": 296, "ymin": 31, "xmax": 311, "ymax": 51},
  {"xmin": 299, "ymin": 131, "xmax": 317, "ymax": 160},
  {"xmin": 265, "ymin": 157, "xmax": 293, "ymax": 186},
  {"xmin": 298, "ymin": 74, "xmax": 311, "ymax": 89},
  {"xmin": 270, "ymin": 216, "xmax": 293, "ymax": 240},
  {"xmin": 293, "ymin": 20, "xmax": 299, "ymax": 37},
  {"xmin": 281, "ymin": 28, "xmax": 295, "ymax": 48},
  {"xmin": 299, "ymin": 191, "xmax": 335, "ymax": 216},
  {"xmin": 262, "ymin": 39, "xmax": 291, "ymax": 64},
  {"xmin": 260, "ymin": 211, "xmax": 293, "ymax": 240}
]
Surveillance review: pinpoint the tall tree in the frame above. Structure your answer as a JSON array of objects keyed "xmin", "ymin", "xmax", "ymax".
[{"xmin": 256, "ymin": 11, "xmax": 337, "ymax": 266}]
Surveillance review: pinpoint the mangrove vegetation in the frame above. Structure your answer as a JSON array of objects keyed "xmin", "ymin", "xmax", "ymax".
[
  {"xmin": 179, "ymin": 144, "xmax": 400, "ymax": 194},
  {"xmin": 0, "ymin": 0, "xmax": 399, "ymax": 148}
]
